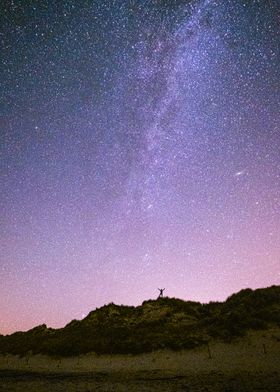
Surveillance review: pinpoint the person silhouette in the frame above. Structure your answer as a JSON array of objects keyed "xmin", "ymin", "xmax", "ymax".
[{"xmin": 158, "ymin": 288, "xmax": 165, "ymax": 298}]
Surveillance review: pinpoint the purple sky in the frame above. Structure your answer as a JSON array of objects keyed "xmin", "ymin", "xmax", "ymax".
[{"xmin": 1, "ymin": 0, "xmax": 280, "ymax": 335}]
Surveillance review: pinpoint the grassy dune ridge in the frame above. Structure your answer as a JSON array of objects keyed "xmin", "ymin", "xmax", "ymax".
[{"xmin": 0, "ymin": 285, "xmax": 279, "ymax": 357}]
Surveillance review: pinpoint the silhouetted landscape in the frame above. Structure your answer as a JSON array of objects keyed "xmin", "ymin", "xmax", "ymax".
[
  {"xmin": 1, "ymin": 286, "xmax": 280, "ymax": 391},
  {"xmin": 1, "ymin": 286, "xmax": 279, "ymax": 356}
]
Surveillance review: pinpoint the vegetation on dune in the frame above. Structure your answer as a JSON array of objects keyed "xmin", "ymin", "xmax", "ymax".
[{"xmin": 0, "ymin": 285, "xmax": 279, "ymax": 357}]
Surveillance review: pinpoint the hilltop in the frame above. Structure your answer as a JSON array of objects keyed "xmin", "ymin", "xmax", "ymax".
[{"xmin": 0, "ymin": 285, "xmax": 279, "ymax": 357}]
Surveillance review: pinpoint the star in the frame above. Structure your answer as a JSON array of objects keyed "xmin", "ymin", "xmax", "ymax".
[{"xmin": 234, "ymin": 170, "xmax": 246, "ymax": 177}]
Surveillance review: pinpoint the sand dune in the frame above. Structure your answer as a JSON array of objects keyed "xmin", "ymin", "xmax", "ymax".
[{"xmin": 0, "ymin": 328, "xmax": 279, "ymax": 391}]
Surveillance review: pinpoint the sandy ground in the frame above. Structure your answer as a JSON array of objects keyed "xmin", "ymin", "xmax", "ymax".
[{"xmin": 0, "ymin": 328, "xmax": 279, "ymax": 391}]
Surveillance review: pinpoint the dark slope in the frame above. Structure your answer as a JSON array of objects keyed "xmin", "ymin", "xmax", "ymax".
[{"xmin": 0, "ymin": 285, "xmax": 279, "ymax": 357}]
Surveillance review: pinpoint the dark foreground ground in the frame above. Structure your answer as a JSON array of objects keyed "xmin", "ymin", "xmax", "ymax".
[{"xmin": 0, "ymin": 370, "xmax": 279, "ymax": 392}]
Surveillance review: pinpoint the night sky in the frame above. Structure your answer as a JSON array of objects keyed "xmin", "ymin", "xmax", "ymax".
[{"xmin": 1, "ymin": 0, "xmax": 280, "ymax": 335}]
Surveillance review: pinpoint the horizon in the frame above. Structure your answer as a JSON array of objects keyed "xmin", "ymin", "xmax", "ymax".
[
  {"xmin": 1, "ymin": 1, "xmax": 280, "ymax": 336},
  {"xmin": 1, "ymin": 284, "xmax": 277, "ymax": 336}
]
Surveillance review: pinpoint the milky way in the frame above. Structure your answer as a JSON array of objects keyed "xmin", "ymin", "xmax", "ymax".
[{"xmin": 1, "ymin": 0, "xmax": 280, "ymax": 334}]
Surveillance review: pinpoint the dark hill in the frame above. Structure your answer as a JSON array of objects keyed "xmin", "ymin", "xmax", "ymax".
[{"xmin": 0, "ymin": 285, "xmax": 279, "ymax": 357}]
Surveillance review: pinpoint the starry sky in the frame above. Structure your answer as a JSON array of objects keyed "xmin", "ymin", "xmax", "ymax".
[{"xmin": 1, "ymin": 0, "xmax": 280, "ymax": 335}]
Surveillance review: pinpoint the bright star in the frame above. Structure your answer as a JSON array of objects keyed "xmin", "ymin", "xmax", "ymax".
[{"xmin": 234, "ymin": 170, "xmax": 245, "ymax": 177}]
